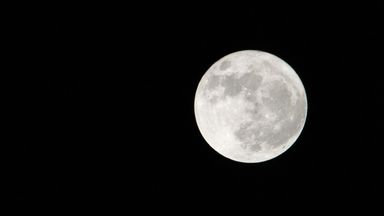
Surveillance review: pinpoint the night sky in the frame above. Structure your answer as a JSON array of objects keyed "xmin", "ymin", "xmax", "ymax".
[{"xmin": 10, "ymin": 2, "xmax": 383, "ymax": 212}]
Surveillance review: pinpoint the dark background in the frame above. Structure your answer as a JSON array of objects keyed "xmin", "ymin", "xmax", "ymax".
[{"xmin": 10, "ymin": 1, "xmax": 382, "ymax": 212}]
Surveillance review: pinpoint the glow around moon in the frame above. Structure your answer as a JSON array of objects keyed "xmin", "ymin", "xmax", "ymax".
[{"xmin": 194, "ymin": 50, "xmax": 307, "ymax": 163}]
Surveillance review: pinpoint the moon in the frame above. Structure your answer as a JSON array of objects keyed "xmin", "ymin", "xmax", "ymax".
[{"xmin": 194, "ymin": 50, "xmax": 307, "ymax": 163}]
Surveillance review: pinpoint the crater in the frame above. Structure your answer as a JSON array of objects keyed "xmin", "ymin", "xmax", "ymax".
[
  {"xmin": 262, "ymin": 60, "xmax": 282, "ymax": 76},
  {"xmin": 262, "ymin": 80, "xmax": 292, "ymax": 113},
  {"xmin": 238, "ymin": 72, "xmax": 263, "ymax": 92},
  {"xmin": 234, "ymin": 121, "xmax": 253, "ymax": 142},
  {"xmin": 244, "ymin": 101, "xmax": 260, "ymax": 116},
  {"xmin": 206, "ymin": 74, "xmax": 221, "ymax": 90},
  {"xmin": 234, "ymin": 121, "xmax": 267, "ymax": 152},
  {"xmin": 250, "ymin": 143, "xmax": 262, "ymax": 152},
  {"xmin": 219, "ymin": 60, "xmax": 231, "ymax": 70},
  {"xmin": 221, "ymin": 71, "xmax": 263, "ymax": 98},
  {"xmin": 244, "ymin": 91, "xmax": 258, "ymax": 104},
  {"xmin": 208, "ymin": 95, "xmax": 219, "ymax": 104},
  {"xmin": 267, "ymin": 116, "xmax": 302, "ymax": 149},
  {"xmin": 222, "ymin": 74, "xmax": 243, "ymax": 97}
]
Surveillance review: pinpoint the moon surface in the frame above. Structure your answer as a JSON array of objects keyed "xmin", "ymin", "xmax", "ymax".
[{"xmin": 194, "ymin": 50, "xmax": 307, "ymax": 163}]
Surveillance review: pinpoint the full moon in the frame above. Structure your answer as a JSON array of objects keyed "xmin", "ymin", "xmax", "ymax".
[{"xmin": 194, "ymin": 50, "xmax": 307, "ymax": 163}]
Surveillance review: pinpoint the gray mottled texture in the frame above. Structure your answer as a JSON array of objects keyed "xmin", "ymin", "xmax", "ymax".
[{"xmin": 195, "ymin": 50, "xmax": 307, "ymax": 163}]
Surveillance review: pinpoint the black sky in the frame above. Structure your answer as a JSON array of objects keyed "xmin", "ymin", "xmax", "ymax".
[{"xmin": 9, "ymin": 1, "xmax": 383, "ymax": 212}]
